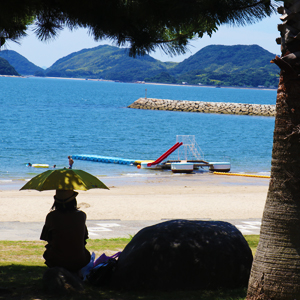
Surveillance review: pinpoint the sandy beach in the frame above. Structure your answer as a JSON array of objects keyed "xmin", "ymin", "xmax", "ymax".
[{"xmin": 0, "ymin": 173, "xmax": 269, "ymax": 222}]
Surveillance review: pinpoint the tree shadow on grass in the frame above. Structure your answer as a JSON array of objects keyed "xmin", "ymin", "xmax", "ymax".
[
  {"xmin": 0, "ymin": 264, "xmax": 46, "ymax": 300},
  {"xmin": 0, "ymin": 264, "xmax": 247, "ymax": 300}
]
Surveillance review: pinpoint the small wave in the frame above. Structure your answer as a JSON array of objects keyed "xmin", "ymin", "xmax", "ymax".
[
  {"xmin": 257, "ymin": 172, "xmax": 271, "ymax": 176},
  {"xmin": 234, "ymin": 171, "xmax": 270, "ymax": 176},
  {"xmin": 121, "ymin": 173, "xmax": 154, "ymax": 177},
  {"xmin": 104, "ymin": 172, "xmax": 160, "ymax": 178},
  {"xmin": 0, "ymin": 179, "xmax": 12, "ymax": 182}
]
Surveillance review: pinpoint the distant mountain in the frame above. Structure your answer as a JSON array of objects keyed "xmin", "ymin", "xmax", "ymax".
[
  {"xmin": 0, "ymin": 57, "xmax": 19, "ymax": 76},
  {"xmin": 173, "ymin": 44, "xmax": 278, "ymax": 74},
  {"xmin": 3, "ymin": 44, "xmax": 280, "ymax": 87},
  {"xmin": 148, "ymin": 44, "xmax": 280, "ymax": 87},
  {"xmin": 45, "ymin": 44, "xmax": 279, "ymax": 87},
  {"xmin": 45, "ymin": 45, "xmax": 176, "ymax": 81},
  {"xmin": 0, "ymin": 50, "xmax": 44, "ymax": 75}
]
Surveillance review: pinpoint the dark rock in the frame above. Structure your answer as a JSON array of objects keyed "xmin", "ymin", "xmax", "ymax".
[
  {"xmin": 42, "ymin": 267, "xmax": 84, "ymax": 293},
  {"xmin": 111, "ymin": 219, "xmax": 253, "ymax": 290}
]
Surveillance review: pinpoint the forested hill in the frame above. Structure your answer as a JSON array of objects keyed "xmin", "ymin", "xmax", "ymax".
[
  {"xmin": 0, "ymin": 57, "xmax": 19, "ymax": 76},
  {"xmin": 45, "ymin": 45, "xmax": 177, "ymax": 82},
  {"xmin": 173, "ymin": 44, "xmax": 278, "ymax": 74},
  {"xmin": 2, "ymin": 44, "xmax": 280, "ymax": 87},
  {"xmin": 0, "ymin": 50, "xmax": 44, "ymax": 76},
  {"xmin": 149, "ymin": 44, "xmax": 280, "ymax": 87},
  {"xmin": 44, "ymin": 44, "xmax": 279, "ymax": 87}
]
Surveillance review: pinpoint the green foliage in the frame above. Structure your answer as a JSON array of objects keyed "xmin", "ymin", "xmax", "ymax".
[
  {"xmin": 45, "ymin": 45, "xmax": 171, "ymax": 81},
  {"xmin": 174, "ymin": 68, "xmax": 279, "ymax": 87},
  {"xmin": 34, "ymin": 70, "xmax": 46, "ymax": 77},
  {"xmin": 0, "ymin": 2, "xmax": 36, "ymax": 47},
  {"xmin": 145, "ymin": 71, "xmax": 177, "ymax": 84},
  {"xmin": 3, "ymin": 44, "xmax": 280, "ymax": 87},
  {"xmin": 0, "ymin": 50, "xmax": 44, "ymax": 75},
  {"xmin": 44, "ymin": 44, "xmax": 281, "ymax": 87},
  {"xmin": 149, "ymin": 45, "xmax": 280, "ymax": 87},
  {"xmin": 0, "ymin": 57, "xmax": 19, "ymax": 75},
  {"xmin": 172, "ymin": 45, "xmax": 279, "ymax": 74},
  {"xmin": 0, "ymin": 0, "xmax": 277, "ymax": 57}
]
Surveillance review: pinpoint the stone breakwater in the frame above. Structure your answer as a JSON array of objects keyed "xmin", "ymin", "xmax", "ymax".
[{"xmin": 128, "ymin": 98, "xmax": 276, "ymax": 117}]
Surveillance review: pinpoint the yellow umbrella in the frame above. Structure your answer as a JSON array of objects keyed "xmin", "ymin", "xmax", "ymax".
[{"xmin": 20, "ymin": 169, "xmax": 109, "ymax": 191}]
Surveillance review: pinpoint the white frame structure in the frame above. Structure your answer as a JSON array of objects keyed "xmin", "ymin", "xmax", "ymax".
[{"xmin": 175, "ymin": 135, "xmax": 204, "ymax": 161}]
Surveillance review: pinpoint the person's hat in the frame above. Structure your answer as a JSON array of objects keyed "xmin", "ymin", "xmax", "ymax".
[{"xmin": 54, "ymin": 190, "xmax": 78, "ymax": 204}]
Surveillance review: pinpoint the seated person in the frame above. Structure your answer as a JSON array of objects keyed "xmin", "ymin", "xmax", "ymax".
[{"xmin": 40, "ymin": 190, "xmax": 91, "ymax": 273}]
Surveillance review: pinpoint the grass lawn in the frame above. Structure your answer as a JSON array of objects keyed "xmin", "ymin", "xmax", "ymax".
[{"xmin": 0, "ymin": 235, "xmax": 259, "ymax": 300}]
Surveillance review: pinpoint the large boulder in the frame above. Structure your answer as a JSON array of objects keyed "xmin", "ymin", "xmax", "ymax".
[{"xmin": 111, "ymin": 219, "xmax": 253, "ymax": 290}]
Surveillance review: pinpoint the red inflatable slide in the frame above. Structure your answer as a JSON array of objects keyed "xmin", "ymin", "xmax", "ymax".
[{"xmin": 147, "ymin": 142, "xmax": 183, "ymax": 167}]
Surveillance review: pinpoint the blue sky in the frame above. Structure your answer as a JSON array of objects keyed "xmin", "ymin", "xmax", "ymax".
[{"xmin": 4, "ymin": 13, "xmax": 281, "ymax": 69}]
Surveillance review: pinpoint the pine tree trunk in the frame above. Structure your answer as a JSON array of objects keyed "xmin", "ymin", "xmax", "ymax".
[{"xmin": 247, "ymin": 1, "xmax": 300, "ymax": 299}]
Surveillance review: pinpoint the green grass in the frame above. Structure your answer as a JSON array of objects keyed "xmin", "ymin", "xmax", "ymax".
[
  {"xmin": 0, "ymin": 236, "xmax": 258, "ymax": 300},
  {"xmin": 244, "ymin": 235, "xmax": 259, "ymax": 255}
]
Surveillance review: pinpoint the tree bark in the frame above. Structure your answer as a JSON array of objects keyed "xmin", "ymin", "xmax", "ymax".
[
  {"xmin": 247, "ymin": 1, "xmax": 300, "ymax": 299},
  {"xmin": 247, "ymin": 74, "xmax": 300, "ymax": 299}
]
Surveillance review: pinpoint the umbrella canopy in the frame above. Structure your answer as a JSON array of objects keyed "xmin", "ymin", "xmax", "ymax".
[{"xmin": 20, "ymin": 169, "xmax": 109, "ymax": 191}]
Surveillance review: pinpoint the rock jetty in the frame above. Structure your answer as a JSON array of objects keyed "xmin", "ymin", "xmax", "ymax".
[{"xmin": 128, "ymin": 98, "xmax": 276, "ymax": 117}]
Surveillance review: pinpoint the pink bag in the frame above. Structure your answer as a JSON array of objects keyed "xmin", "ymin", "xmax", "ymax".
[{"xmin": 93, "ymin": 251, "xmax": 121, "ymax": 267}]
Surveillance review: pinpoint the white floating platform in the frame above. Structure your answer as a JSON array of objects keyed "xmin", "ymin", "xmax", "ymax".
[
  {"xmin": 171, "ymin": 162, "xmax": 194, "ymax": 173},
  {"xmin": 140, "ymin": 160, "xmax": 231, "ymax": 173},
  {"xmin": 208, "ymin": 162, "xmax": 231, "ymax": 172}
]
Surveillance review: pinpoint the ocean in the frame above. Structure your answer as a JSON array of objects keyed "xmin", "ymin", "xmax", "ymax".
[{"xmin": 0, "ymin": 76, "xmax": 276, "ymax": 189}]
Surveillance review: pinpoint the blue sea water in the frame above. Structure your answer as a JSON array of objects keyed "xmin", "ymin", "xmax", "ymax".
[{"xmin": 0, "ymin": 76, "xmax": 276, "ymax": 189}]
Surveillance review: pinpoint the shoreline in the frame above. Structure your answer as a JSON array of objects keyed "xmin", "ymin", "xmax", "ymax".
[
  {"xmin": 0, "ymin": 169, "xmax": 271, "ymax": 190},
  {"xmin": 0, "ymin": 173, "xmax": 269, "ymax": 222},
  {"xmin": 0, "ymin": 75, "xmax": 277, "ymax": 92}
]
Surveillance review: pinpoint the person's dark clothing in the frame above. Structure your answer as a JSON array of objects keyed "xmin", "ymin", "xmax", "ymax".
[{"xmin": 40, "ymin": 210, "xmax": 91, "ymax": 272}]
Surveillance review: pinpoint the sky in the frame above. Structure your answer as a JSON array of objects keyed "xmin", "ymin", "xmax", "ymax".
[{"xmin": 3, "ymin": 13, "xmax": 282, "ymax": 69}]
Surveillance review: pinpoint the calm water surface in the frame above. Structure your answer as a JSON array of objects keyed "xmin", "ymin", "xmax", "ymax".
[{"xmin": 0, "ymin": 77, "xmax": 276, "ymax": 189}]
